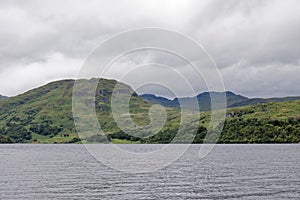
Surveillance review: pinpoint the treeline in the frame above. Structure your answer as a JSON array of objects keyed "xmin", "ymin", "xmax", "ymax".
[
  {"xmin": 219, "ymin": 117, "xmax": 300, "ymax": 143},
  {"xmin": 0, "ymin": 116, "xmax": 70, "ymax": 143},
  {"xmin": 1, "ymin": 117, "xmax": 299, "ymax": 144},
  {"xmin": 104, "ymin": 117, "xmax": 300, "ymax": 144}
]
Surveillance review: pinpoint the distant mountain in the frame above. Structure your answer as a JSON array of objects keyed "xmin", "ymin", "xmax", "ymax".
[
  {"xmin": 0, "ymin": 95, "xmax": 8, "ymax": 101},
  {"xmin": 0, "ymin": 78, "xmax": 299, "ymax": 144},
  {"xmin": 141, "ymin": 91, "xmax": 300, "ymax": 111},
  {"xmin": 140, "ymin": 94, "xmax": 178, "ymax": 107}
]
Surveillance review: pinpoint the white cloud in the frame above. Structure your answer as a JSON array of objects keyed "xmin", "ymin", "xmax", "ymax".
[
  {"xmin": 0, "ymin": 53, "xmax": 81, "ymax": 96},
  {"xmin": 221, "ymin": 63, "xmax": 300, "ymax": 98},
  {"xmin": 0, "ymin": 0, "xmax": 299, "ymax": 97}
]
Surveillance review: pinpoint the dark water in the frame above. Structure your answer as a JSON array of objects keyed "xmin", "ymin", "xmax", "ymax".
[{"xmin": 0, "ymin": 144, "xmax": 299, "ymax": 199}]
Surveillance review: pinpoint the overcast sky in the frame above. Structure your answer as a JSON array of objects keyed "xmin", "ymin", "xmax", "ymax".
[{"xmin": 0, "ymin": 0, "xmax": 299, "ymax": 98}]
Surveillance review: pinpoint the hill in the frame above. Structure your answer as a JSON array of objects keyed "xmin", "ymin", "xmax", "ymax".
[
  {"xmin": 0, "ymin": 79, "xmax": 77, "ymax": 143},
  {"xmin": 141, "ymin": 100, "xmax": 300, "ymax": 144},
  {"xmin": 0, "ymin": 78, "xmax": 178, "ymax": 143},
  {"xmin": 0, "ymin": 79, "xmax": 299, "ymax": 144},
  {"xmin": 215, "ymin": 101, "xmax": 300, "ymax": 143},
  {"xmin": 140, "ymin": 94, "xmax": 178, "ymax": 107},
  {"xmin": 141, "ymin": 91, "xmax": 300, "ymax": 111}
]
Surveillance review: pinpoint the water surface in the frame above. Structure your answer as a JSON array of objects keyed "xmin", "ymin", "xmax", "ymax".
[{"xmin": 0, "ymin": 144, "xmax": 299, "ymax": 199}]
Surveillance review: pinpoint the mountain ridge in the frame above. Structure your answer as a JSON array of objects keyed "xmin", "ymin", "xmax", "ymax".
[
  {"xmin": 0, "ymin": 78, "xmax": 299, "ymax": 144},
  {"xmin": 141, "ymin": 91, "xmax": 300, "ymax": 111}
]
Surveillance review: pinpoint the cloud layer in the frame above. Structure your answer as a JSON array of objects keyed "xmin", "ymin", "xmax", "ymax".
[{"xmin": 0, "ymin": 0, "xmax": 299, "ymax": 97}]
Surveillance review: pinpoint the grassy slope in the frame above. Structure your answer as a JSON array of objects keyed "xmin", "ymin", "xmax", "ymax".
[
  {"xmin": 0, "ymin": 78, "xmax": 299, "ymax": 144},
  {"xmin": 140, "ymin": 100, "xmax": 300, "ymax": 143},
  {"xmin": 0, "ymin": 79, "xmax": 175, "ymax": 143},
  {"xmin": 227, "ymin": 101, "xmax": 300, "ymax": 119},
  {"xmin": 0, "ymin": 80, "xmax": 76, "ymax": 143},
  {"xmin": 219, "ymin": 101, "xmax": 300, "ymax": 143}
]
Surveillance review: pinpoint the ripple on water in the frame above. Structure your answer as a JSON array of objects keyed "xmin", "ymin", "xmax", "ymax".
[{"xmin": 0, "ymin": 144, "xmax": 299, "ymax": 199}]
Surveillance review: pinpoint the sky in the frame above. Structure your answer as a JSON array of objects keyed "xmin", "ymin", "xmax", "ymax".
[{"xmin": 0, "ymin": 0, "xmax": 299, "ymax": 98}]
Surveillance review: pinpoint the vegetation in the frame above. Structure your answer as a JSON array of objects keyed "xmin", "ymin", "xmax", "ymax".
[
  {"xmin": 0, "ymin": 79, "xmax": 299, "ymax": 144},
  {"xmin": 219, "ymin": 102, "xmax": 300, "ymax": 143}
]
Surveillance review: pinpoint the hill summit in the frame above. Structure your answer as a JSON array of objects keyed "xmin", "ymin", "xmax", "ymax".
[{"xmin": 0, "ymin": 78, "xmax": 299, "ymax": 144}]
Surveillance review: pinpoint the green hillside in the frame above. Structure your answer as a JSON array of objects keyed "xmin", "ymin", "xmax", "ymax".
[
  {"xmin": 0, "ymin": 79, "xmax": 179, "ymax": 143},
  {"xmin": 140, "ymin": 100, "xmax": 300, "ymax": 144},
  {"xmin": 0, "ymin": 79, "xmax": 299, "ymax": 144},
  {"xmin": 218, "ymin": 101, "xmax": 300, "ymax": 143},
  {"xmin": 0, "ymin": 80, "xmax": 76, "ymax": 143}
]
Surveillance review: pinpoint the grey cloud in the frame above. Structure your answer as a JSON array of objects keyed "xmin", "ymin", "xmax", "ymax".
[
  {"xmin": 189, "ymin": 0, "xmax": 300, "ymax": 68},
  {"xmin": 0, "ymin": 0, "xmax": 299, "ymax": 98}
]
